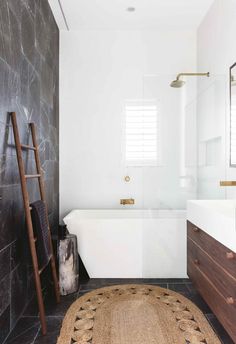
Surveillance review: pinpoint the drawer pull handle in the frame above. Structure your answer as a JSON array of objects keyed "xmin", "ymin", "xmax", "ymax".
[
  {"xmin": 226, "ymin": 297, "xmax": 235, "ymax": 305},
  {"xmin": 226, "ymin": 252, "xmax": 235, "ymax": 259},
  {"xmin": 194, "ymin": 259, "xmax": 200, "ymax": 265},
  {"xmin": 193, "ymin": 227, "xmax": 199, "ymax": 232}
]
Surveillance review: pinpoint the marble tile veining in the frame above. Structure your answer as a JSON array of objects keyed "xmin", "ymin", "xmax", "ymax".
[{"xmin": 0, "ymin": 0, "xmax": 59, "ymax": 342}]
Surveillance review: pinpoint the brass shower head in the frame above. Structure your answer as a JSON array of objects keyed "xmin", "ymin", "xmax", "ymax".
[
  {"xmin": 170, "ymin": 72, "xmax": 210, "ymax": 88},
  {"xmin": 170, "ymin": 79, "xmax": 186, "ymax": 88}
]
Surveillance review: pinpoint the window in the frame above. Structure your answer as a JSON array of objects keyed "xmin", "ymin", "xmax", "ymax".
[{"xmin": 124, "ymin": 100, "xmax": 161, "ymax": 166}]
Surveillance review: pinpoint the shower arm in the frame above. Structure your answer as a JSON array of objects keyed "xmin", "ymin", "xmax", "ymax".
[{"xmin": 176, "ymin": 72, "xmax": 210, "ymax": 81}]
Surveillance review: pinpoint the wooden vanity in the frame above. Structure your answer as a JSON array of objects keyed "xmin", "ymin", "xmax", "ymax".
[{"xmin": 187, "ymin": 220, "xmax": 236, "ymax": 342}]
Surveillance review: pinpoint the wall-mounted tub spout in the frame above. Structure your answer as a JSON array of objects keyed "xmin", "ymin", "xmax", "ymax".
[{"xmin": 120, "ymin": 198, "xmax": 135, "ymax": 205}]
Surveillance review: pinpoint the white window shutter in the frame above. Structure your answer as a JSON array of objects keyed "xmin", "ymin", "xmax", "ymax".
[{"xmin": 125, "ymin": 100, "xmax": 161, "ymax": 166}]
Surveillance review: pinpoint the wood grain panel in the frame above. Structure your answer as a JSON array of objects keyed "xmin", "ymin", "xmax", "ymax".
[
  {"xmin": 188, "ymin": 257, "xmax": 236, "ymax": 342},
  {"xmin": 187, "ymin": 221, "xmax": 236, "ymax": 278},
  {"xmin": 187, "ymin": 238, "xmax": 236, "ymax": 306}
]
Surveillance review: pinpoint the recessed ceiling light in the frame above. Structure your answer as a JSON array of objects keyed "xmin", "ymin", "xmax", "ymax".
[{"xmin": 127, "ymin": 7, "xmax": 135, "ymax": 12}]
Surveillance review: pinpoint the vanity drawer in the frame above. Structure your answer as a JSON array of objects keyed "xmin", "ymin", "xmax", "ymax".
[
  {"xmin": 187, "ymin": 221, "xmax": 236, "ymax": 279},
  {"xmin": 188, "ymin": 255, "xmax": 236, "ymax": 342},
  {"xmin": 187, "ymin": 238, "xmax": 236, "ymax": 304}
]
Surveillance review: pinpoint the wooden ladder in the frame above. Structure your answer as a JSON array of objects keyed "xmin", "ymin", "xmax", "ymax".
[{"xmin": 10, "ymin": 112, "xmax": 60, "ymax": 335}]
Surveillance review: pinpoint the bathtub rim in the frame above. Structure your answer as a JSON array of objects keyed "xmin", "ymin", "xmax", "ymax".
[{"xmin": 63, "ymin": 208, "xmax": 186, "ymax": 222}]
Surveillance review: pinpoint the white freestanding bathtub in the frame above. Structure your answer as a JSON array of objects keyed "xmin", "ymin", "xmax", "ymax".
[{"xmin": 63, "ymin": 209, "xmax": 187, "ymax": 278}]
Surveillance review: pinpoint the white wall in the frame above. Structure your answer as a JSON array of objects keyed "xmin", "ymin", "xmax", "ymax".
[
  {"xmin": 197, "ymin": 0, "xmax": 236, "ymax": 199},
  {"xmin": 60, "ymin": 29, "xmax": 196, "ymax": 217}
]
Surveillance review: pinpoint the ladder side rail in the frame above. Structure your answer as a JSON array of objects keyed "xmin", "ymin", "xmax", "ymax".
[{"xmin": 30, "ymin": 123, "xmax": 60, "ymax": 303}]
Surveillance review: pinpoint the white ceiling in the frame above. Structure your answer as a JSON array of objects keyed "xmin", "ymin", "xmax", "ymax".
[{"xmin": 49, "ymin": 0, "xmax": 215, "ymax": 31}]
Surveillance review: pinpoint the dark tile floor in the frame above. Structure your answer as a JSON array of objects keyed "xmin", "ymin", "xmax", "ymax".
[{"xmin": 4, "ymin": 278, "xmax": 234, "ymax": 344}]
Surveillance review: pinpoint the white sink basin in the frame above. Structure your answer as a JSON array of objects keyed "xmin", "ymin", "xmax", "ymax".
[{"xmin": 187, "ymin": 200, "xmax": 236, "ymax": 252}]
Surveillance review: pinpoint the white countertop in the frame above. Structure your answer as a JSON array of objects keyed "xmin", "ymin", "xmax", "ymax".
[{"xmin": 187, "ymin": 200, "xmax": 236, "ymax": 252}]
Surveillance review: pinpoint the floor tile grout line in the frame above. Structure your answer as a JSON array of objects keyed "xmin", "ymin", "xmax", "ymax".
[
  {"xmin": 32, "ymin": 326, "xmax": 41, "ymax": 344},
  {"xmin": 21, "ymin": 315, "xmax": 64, "ymax": 318},
  {"xmin": 42, "ymin": 315, "xmax": 64, "ymax": 318},
  {"xmin": 2, "ymin": 291, "xmax": 37, "ymax": 344},
  {"xmin": 206, "ymin": 318, "xmax": 225, "ymax": 344},
  {"xmin": 5, "ymin": 323, "xmax": 40, "ymax": 343}
]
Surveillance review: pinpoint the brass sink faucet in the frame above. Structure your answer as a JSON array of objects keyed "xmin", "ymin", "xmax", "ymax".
[{"xmin": 220, "ymin": 181, "xmax": 236, "ymax": 186}]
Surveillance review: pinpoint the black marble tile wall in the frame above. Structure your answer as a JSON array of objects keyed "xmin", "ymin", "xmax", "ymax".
[{"xmin": 0, "ymin": 1, "xmax": 59, "ymax": 343}]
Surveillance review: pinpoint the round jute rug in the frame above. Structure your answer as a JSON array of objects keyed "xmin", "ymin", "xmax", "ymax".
[{"xmin": 57, "ymin": 284, "xmax": 220, "ymax": 344}]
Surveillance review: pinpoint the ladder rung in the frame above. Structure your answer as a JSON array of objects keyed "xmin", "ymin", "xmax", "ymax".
[
  {"xmin": 25, "ymin": 174, "xmax": 41, "ymax": 179},
  {"xmin": 21, "ymin": 144, "xmax": 36, "ymax": 151},
  {"xmin": 38, "ymin": 255, "xmax": 52, "ymax": 275}
]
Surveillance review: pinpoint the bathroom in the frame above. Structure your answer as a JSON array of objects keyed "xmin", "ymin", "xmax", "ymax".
[{"xmin": 0, "ymin": 0, "xmax": 236, "ymax": 343}]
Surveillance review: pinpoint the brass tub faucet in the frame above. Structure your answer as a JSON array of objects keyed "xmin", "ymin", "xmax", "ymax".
[{"xmin": 120, "ymin": 198, "xmax": 135, "ymax": 205}]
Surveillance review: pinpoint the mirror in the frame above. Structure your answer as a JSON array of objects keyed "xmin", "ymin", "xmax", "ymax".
[{"xmin": 230, "ymin": 63, "xmax": 236, "ymax": 166}]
